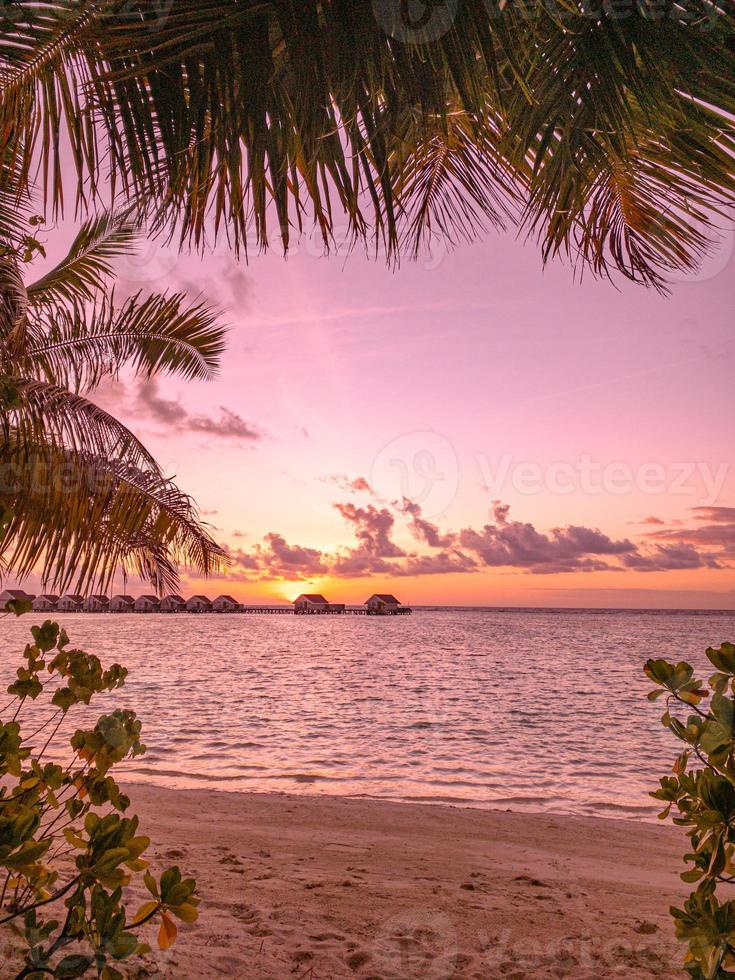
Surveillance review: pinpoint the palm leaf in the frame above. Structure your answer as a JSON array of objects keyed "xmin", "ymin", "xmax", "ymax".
[
  {"xmin": 0, "ymin": 438, "xmax": 228, "ymax": 593},
  {"xmin": 5, "ymin": 376, "xmax": 161, "ymax": 473},
  {"xmin": 3, "ymin": 2, "xmax": 735, "ymax": 285},
  {"xmin": 389, "ymin": 108, "xmax": 520, "ymax": 256},
  {"xmin": 26, "ymin": 210, "xmax": 138, "ymax": 307},
  {"xmin": 28, "ymin": 289, "xmax": 227, "ymax": 390}
]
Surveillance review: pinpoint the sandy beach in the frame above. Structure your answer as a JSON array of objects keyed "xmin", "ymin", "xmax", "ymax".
[{"xmin": 121, "ymin": 784, "xmax": 687, "ymax": 979}]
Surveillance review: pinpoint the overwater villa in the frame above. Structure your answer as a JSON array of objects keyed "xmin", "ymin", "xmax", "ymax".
[
  {"xmin": 0, "ymin": 588, "xmax": 34, "ymax": 606},
  {"xmin": 135, "ymin": 595, "xmax": 161, "ymax": 613},
  {"xmin": 293, "ymin": 594, "xmax": 331, "ymax": 614},
  {"xmin": 186, "ymin": 595, "xmax": 212, "ymax": 613},
  {"xmin": 32, "ymin": 594, "xmax": 58, "ymax": 612},
  {"xmin": 110, "ymin": 595, "xmax": 135, "ymax": 613},
  {"xmin": 58, "ymin": 595, "xmax": 83, "ymax": 612},
  {"xmin": 83, "ymin": 595, "xmax": 109, "ymax": 613},
  {"xmin": 365, "ymin": 594, "xmax": 410, "ymax": 615},
  {"xmin": 213, "ymin": 595, "xmax": 240, "ymax": 613},
  {"xmin": 161, "ymin": 594, "xmax": 186, "ymax": 613}
]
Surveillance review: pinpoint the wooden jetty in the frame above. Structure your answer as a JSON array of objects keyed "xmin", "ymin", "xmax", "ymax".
[
  {"xmin": 4, "ymin": 590, "xmax": 412, "ymax": 616},
  {"xmin": 239, "ymin": 605, "xmax": 412, "ymax": 616}
]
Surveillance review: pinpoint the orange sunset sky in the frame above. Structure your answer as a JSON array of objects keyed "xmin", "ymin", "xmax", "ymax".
[{"xmin": 29, "ymin": 215, "xmax": 735, "ymax": 608}]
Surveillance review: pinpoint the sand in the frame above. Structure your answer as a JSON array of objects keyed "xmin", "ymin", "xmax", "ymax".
[{"xmin": 114, "ymin": 784, "xmax": 689, "ymax": 979}]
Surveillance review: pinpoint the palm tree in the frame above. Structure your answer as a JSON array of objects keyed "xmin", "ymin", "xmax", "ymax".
[
  {"xmin": 1, "ymin": 1, "xmax": 734, "ymax": 289},
  {"xmin": 0, "ymin": 211, "xmax": 229, "ymax": 594}
]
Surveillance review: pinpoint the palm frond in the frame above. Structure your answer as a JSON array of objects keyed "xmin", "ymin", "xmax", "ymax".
[
  {"xmin": 0, "ymin": 1, "xmax": 111, "ymax": 213},
  {"xmin": 0, "ymin": 256, "xmax": 28, "ymax": 346},
  {"xmin": 4, "ymin": 376, "xmax": 161, "ymax": 473},
  {"xmin": 389, "ymin": 109, "xmax": 520, "ymax": 256},
  {"xmin": 0, "ymin": 439, "xmax": 228, "ymax": 593},
  {"xmin": 506, "ymin": 3, "xmax": 735, "ymax": 287},
  {"xmin": 2, "ymin": 1, "xmax": 735, "ymax": 286},
  {"xmin": 26, "ymin": 210, "xmax": 138, "ymax": 307},
  {"xmin": 28, "ymin": 290, "xmax": 227, "ymax": 390}
]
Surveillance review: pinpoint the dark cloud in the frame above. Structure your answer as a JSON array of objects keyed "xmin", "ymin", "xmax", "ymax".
[
  {"xmin": 693, "ymin": 506, "xmax": 735, "ymax": 524},
  {"xmin": 217, "ymin": 500, "xmax": 733, "ymax": 585},
  {"xmin": 334, "ymin": 503, "xmax": 406, "ymax": 559},
  {"xmin": 491, "ymin": 500, "xmax": 511, "ymax": 526},
  {"xmin": 458, "ymin": 505, "xmax": 636, "ymax": 574},
  {"xmin": 187, "ymin": 406, "xmax": 260, "ymax": 441},
  {"xmin": 137, "ymin": 378, "xmax": 180, "ymax": 424},
  {"xmin": 255, "ymin": 533, "xmax": 328, "ymax": 579},
  {"xmin": 330, "ymin": 553, "xmax": 393, "ymax": 578},
  {"xmin": 399, "ymin": 498, "xmax": 457, "ymax": 548},
  {"xmin": 393, "ymin": 550, "xmax": 477, "ymax": 577},
  {"xmin": 647, "ymin": 507, "xmax": 735, "ymax": 559},
  {"xmin": 328, "ymin": 502, "xmax": 406, "ymax": 578},
  {"xmin": 230, "ymin": 549, "xmax": 261, "ymax": 571},
  {"xmin": 136, "ymin": 379, "xmax": 262, "ymax": 443},
  {"xmin": 622, "ymin": 544, "xmax": 722, "ymax": 572}
]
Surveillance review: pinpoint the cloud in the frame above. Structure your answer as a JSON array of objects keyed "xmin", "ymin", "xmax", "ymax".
[
  {"xmin": 693, "ymin": 506, "xmax": 735, "ymax": 524},
  {"xmin": 646, "ymin": 507, "xmax": 735, "ymax": 560},
  {"xmin": 212, "ymin": 500, "xmax": 733, "ymax": 586},
  {"xmin": 333, "ymin": 503, "xmax": 406, "ymax": 559},
  {"xmin": 457, "ymin": 504, "xmax": 637, "ymax": 574},
  {"xmin": 255, "ymin": 533, "xmax": 328, "ymax": 579},
  {"xmin": 393, "ymin": 550, "xmax": 478, "ymax": 576},
  {"xmin": 328, "ymin": 502, "xmax": 407, "ymax": 577},
  {"xmin": 329, "ymin": 553, "xmax": 393, "ymax": 578},
  {"xmin": 622, "ymin": 544, "xmax": 723, "ymax": 572},
  {"xmin": 329, "ymin": 474, "xmax": 375, "ymax": 495},
  {"xmin": 187, "ymin": 407, "xmax": 260, "ymax": 441},
  {"xmin": 136, "ymin": 379, "xmax": 262, "ymax": 443},
  {"xmin": 225, "ymin": 535, "xmax": 328, "ymax": 582},
  {"xmin": 399, "ymin": 498, "xmax": 457, "ymax": 548},
  {"xmin": 230, "ymin": 549, "xmax": 261, "ymax": 571}
]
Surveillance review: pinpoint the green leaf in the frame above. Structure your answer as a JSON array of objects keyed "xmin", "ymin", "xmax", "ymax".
[
  {"xmin": 144, "ymin": 869, "xmax": 159, "ymax": 899},
  {"xmin": 56, "ymin": 955, "xmax": 93, "ymax": 978},
  {"xmin": 5, "ymin": 838, "xmax": 51, "ymax": 868},
  {"xmin": 681, "ymin": 869, "xmax": 704, "ymax": 883}
]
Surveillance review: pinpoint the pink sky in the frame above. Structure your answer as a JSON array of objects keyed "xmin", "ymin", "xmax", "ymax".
[{"xmin": 38, "ymin": 215, "xmax": 735, "ymax": 607}]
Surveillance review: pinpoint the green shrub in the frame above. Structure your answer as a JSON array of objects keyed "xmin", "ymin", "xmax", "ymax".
[
  {"xmin": 647, "ymin": 642, "xmax": 735, "ymax": 979},
  {"xmin": 0, "ymin": 619, "xmax": 199, "ymax": 979}
]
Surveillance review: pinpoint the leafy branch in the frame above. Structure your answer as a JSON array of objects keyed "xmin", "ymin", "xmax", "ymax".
[
  {"xmin": 0, "ymin": 616, "xmax": 200, "ymax": 979},
  {"xmin": 646, "ymin": 642, "xmax": 735, "ymax": 978}
]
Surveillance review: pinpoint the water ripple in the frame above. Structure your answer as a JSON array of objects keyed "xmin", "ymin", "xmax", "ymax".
[{"xmin": 2, "ymin": 607, "xmax": 733, "ymax": 821}]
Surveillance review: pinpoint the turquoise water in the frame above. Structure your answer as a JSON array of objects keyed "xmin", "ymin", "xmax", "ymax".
[{"xmin": 2, "ymin": 607, "xmax": 733, "ymax": 820}]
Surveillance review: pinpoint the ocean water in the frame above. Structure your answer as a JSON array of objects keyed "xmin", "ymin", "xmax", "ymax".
[{"xmin": 2, "ymin": 607, "xmax": 733, "ymax": 821}]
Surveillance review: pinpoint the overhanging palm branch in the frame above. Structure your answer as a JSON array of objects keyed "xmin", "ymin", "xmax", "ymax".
[
  {"xmin": 2, "ymin": 1, "xmax": 735, "ymax": 287},
  {"xmin": 5, "ymin": 376, "xmax": 162, "ymax": 473},
  {"xmin": 1, "ymin": 440, "xmax": 226, "ymax": 594},
  {"xmin": 28, "ymin": 290, "xmax": 227, "ymax": 390},
  {"xmin": 387, "ymin": 109, "xmax": 520, "ymax": 257},
  {"xmin": 0, "ymin": 213, "xmax": 229, "ymax": 591},
  {"xmin": 505, "ymin": 4, "xmax": 735, "ymax": 288},
  {"xmin": 26, "ymin": 210, "xmax": 139, "ymax": 308}
]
